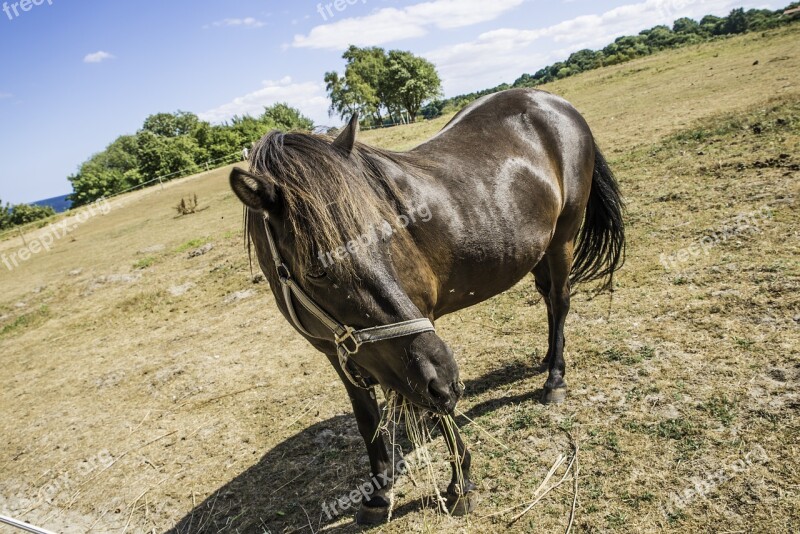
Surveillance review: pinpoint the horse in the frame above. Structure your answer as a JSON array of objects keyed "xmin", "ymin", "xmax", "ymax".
[{"xmin": 228, "ymin": 87, "xmax": 625, "ymax": 524}]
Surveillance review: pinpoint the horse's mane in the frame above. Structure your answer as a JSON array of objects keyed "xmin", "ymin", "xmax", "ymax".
[{"xmin": 243, "ymin": 130, "xmax": 416, "ymax": 278}]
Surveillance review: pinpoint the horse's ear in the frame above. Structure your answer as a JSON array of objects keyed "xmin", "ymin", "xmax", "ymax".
[
  {"xmin": 333, "ymin": 112, "xmax": 359, "ymax": 157},
  {"xmin": 229, "ymin": 168, "xmax": 279, "ymax": 213}
]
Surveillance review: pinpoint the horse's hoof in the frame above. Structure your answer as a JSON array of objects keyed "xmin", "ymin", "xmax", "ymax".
[
  {"xmin": 356, "ymin": 501, "xmax": 390, "ymax": 525},
  {"xmin": 446, "ymin": 491, "xmax": 478, "ymax": 516},
  {"xmin": 543, "ymin": 386, "xmax": 567, "ymax": 405}
]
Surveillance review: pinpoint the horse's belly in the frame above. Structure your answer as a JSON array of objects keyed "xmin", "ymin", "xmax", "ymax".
[{"xmin": 433, "ymin": 241, "xmax": 547, "ymax": 317}]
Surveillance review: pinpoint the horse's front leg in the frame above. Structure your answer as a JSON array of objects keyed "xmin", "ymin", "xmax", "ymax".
[
  {"xmin": 437, "ymin": 418, "xmax": 478, "ymax": 515},
  {"xmin": 324, "ymin": 354, "xmax": 395, "ymax": 525}
]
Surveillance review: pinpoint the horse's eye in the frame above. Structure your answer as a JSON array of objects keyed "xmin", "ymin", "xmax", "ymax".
[{"xmin": 306, "ymin": 268, "xmax": 327, "ymax": 281}]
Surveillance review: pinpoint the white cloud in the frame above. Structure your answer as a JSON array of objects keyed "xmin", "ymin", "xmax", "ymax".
[
  {"xmin": 203, "ymin": 17, "xmax": 265, "ymax": 29},
  {"xmin": 292, "ymin": 0, "xmax": 525, "ymax": 50},
  {"xmin": 427, "ymin": 0, "xmax": 755, "ymax": 95},
  {"xmin": 0, "ymin": 92, "xmax": 12, "ymax": 99},
  {"xmin": 198, "ymin": 77, "xmax": 331, "ymax": 126},
  {"xmin": 83, "ymin": 51, "xmax": 114, "ymax": 64}
]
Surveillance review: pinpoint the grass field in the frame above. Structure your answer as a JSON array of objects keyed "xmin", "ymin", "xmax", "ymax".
[{"xmin": 0, "ymin": 25, "xmax": 798, "ymax": 533}]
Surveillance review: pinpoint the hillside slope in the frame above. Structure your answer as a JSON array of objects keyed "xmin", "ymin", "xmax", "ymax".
[{"xmin": 0, "ymin": 25, "xmax": 797, "ymax": 534}]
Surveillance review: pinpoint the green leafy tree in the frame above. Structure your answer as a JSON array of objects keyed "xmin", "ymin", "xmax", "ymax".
[
  {"xmin": 438, "ymin": 3, "xmax": 797, "ymax": 116},
  {"xmin": 203, "ymin": 125, "xmax": 244, "ymax": 161},
  {"xmin": 6, "ymin": 203, "xmax": 56, "ymax": 227},
  {"xmin": 66, "ymin": 104, "xmax": 313, "ymax": 206},
  {"xmin": 383, "ymin": 50, "xmax": 442, "ymax": 123},
  {"xmin": 342, "ymin": 46, "xmax": 391, "ymax": 124},
  {"xmin": 68, "ymin": 135, "xmax": 141, "ymax": 207},
  {"xmin": 325, "ymin": 47, "xmax": 442, "ymax": 124},
  {"xmin": 673, "ymin": 17, "xmax": 701, "ymax": 34},
  {"xmin": 324, "ymin": 70, "xmax": 359, "ymax": 121},
  {"xmin": 642, "ymin": 25, "xmax": 681, "ymax": 50},
  {"xmin": 325, "ymin": 47, "xmax": 390, "ymax": 125},
  {"xmin": 744, "ymin": 9, "xmax": 781, "ymax": 30},
  {"xmin": 261, "ymin": 103, "xmax": 314, "ymax": 131},
  {"xmin": 0, "ymin": 200, "xmax": 55, "ymax": 229},
  {"xmin": 135, "ymin": 131, "xmax": 201, "ymax": 180},
  {"xmin": 566, "ymin": 49, "xmax": 601, "ymax": 72},
  {"xmin": 700, "ymin": 15, "xmax": 724, "ymax": 35},
  {"xmin": 142, "ymin": 111, "xmax": 201, "ymax": 137},
  {"xmin": 720, "ymin": 8, "xmax": 749, "ymax": 35},
  {"xmin": 0, "ymin": 201, "xmax": 8, "ymax": 230}
]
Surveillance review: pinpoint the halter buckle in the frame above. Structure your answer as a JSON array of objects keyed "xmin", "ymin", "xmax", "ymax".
[
  {"xmin": 336, "ymin": 327, "xmax": 362, "ymax": 355},
  {"xmin": 276, "ymin": 263, "xmax": 291, "ymax": 283}
]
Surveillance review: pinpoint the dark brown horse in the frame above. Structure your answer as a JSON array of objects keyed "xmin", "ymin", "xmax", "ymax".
[{"xmin": 229, "ymin": 88, "xmax": 625, "ymax": 524}]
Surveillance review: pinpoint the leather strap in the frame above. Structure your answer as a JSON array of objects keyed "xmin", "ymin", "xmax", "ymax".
[{"xmin": 261, "ymin": 214, "xmax": 435, "ymax": 388}]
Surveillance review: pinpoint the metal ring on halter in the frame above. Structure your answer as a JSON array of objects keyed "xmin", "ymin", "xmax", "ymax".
[
  {"xmin": 276, "ymin": 263, "xmax": 291, "ymax": 283},
  {"xmin": 336, "ymin": 326, "xmax": 363, "ymax": 355}
]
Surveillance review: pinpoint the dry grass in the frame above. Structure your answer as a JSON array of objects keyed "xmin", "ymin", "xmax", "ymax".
[{"xmin": 0, "ymin": 25, "xmax": 798, "ymax": 533}]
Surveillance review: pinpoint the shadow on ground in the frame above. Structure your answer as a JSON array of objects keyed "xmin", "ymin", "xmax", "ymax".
[{"xmin": 166, "ymin": 360, "xmax": 543, "ymax": 533}]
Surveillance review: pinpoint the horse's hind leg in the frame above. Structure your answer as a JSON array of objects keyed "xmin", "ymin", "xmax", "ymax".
[
  {"xmin": 532, "ymin": 261, "xmax": 554, "ymax": 369},
  {"xmin": 532, "ymin": 243, "xmax": 573, "ymax": 404}
]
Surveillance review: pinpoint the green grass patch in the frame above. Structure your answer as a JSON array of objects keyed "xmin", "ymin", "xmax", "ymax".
[
  {"xmin": 664, "ymin": 98, "xmax": 800, "ymax": 151},
  {"xmin": 700, "ymin": 394, "xmax": 737, "ymax": 427},
  {"xmin": 175, "ymin": 237, "xmax": 210, "ymax": 253},
  {"xmin": 601, "ymin": 346, "xmax": 655, "ymax": 365},
  {"xmin": 656, "ymin": 418, "xmax": 697, "ymax": 440},
  {"xmin": 133, "ymin": 256, "xmax": 157, "ymax": 270},
  {"xmin": 0, "ymin": 306, "xmax": 50, "ymax": 338}
]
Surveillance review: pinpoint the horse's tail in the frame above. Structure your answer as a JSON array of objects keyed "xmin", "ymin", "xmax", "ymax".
[{"xmin": 570, "ymin": 141, "xmax": 626, "ymax": 291}]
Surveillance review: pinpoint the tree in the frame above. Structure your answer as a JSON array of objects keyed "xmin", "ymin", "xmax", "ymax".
[
  {"xmin": 744, "ymin": 9, "xmax": 781, "ymax": 31},
  {"xmin": 261, "ymin": 103, "xmax": 314, "ymax": 131},
  {"xmin": 643, "ymin": 25, "xmax": 684, "ymax": 50},
  {"xmin": 135, "ymin": 131, "xmax": 201, "ymax": 181},
  {"xmin": 720, "ymin": 8, "xmax": 749, "ymax": 35},
  {"xmin": 325, "ymin": 47, "xmax": 442, "ymax": 124},
  {"xmin": 325, "ymin": 47, "xmax": 391, "ymax": 125},
  {"xmin": 421, "ymin": 99, "xmax": 445, "ymax": 119},
  {"xmin": 0, "ymin": 200, "xmax": 55, "ymax": 230},
  {"xmin": 66, "ymin": 103, "xmax": 314, "ymax": 206},
  {"xmin": 342, "ymin": 46, "xmax": 390, "ymax": 124},
  {"xmin": 0, "ymin": 201, "xmax": 8, "ymax": 230},
  {"xmin": 201, "ymin": 125, "xmax": 243, "ymax": 161},
  {"xmin": 68, "ymin": 135, "xmax": 141, "ymax": 207},
  {"xmin": 142, "ymin": 111, "xmax": 200, "ymax": 137},
  {"xmin": 324, "ymin": 70, "xmax": 359, "ymax": 121},
  {"xmin": 6, "ymin": 203, "xmax": 56, "ymax": 227},
  {"xmin": 700, "ymin": 15, "xmax": 724, "ymax": 35},
  {"xmin": 566, "ymin": 49, "xmax": 600, "ymax": 73},
  {"xmin": 673, "ymin": 17, "xmax": 700, "ymax": 34},
  {"xmin": 383, "ymin": 50, "xmax": 442, "ymax": 122}
]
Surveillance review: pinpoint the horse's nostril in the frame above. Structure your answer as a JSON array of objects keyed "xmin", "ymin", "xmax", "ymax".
[{"xmin": 427, "ymin": 380, "xmax": 448, "ymax": 401}]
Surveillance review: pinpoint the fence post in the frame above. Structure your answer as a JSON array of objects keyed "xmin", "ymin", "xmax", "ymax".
[
  {"xmin": 158, "ymin": 177, "xmax": 164, "ymax": 190},
  {"xmin": 18, "ymin": 227, "xmax": 27, "ymax": 247}
]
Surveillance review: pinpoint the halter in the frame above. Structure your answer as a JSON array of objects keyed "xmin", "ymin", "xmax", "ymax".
[{"xmin": 261, "ymin": 214, "xmax": 436, "ymax": 389}]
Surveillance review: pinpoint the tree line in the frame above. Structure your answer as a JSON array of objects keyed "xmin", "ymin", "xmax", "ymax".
[
  {"xmin": 423, "ymin": 5, "xmax": 799, "ymax": 118},
  {"xmin": 4, "ymin": 4, "xmax": 796, "ymax": 229},
  {"xmin": 67, "ymin": 104, "xmax": 314, "ymax": 207},
  {"xmin": 0, "ymin": 201, "xmax": 55, "ymax": 232}
]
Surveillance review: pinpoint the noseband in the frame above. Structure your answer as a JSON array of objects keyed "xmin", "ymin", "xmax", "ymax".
[{"xmin": 261, "ymin": 214, "xmax": 436, "ymax": 389}]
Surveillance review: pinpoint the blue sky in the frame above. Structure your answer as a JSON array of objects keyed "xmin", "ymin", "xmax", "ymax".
[{"xmin": 0, "ymin": 0, "xmax": 786, "ymax": 204}]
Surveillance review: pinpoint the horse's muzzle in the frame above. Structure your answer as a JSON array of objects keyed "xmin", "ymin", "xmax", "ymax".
[{"xmin": 426, "ymin": 377, "xmax": 464, "ymax": 414}]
